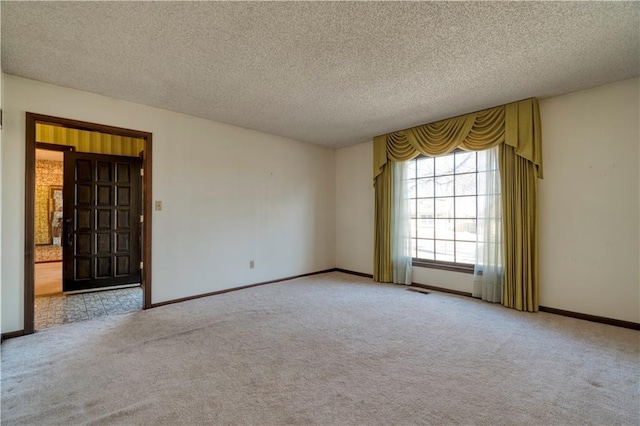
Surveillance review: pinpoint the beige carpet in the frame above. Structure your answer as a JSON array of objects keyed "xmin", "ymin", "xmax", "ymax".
[{"xmin": 1, "ymin": 272, "xmax": 638, "ymax": 425}]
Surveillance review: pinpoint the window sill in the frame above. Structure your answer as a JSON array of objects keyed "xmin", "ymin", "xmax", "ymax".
[{"xmin": 412, "ymin": 259, "xmax": 475, "ymax": 274}]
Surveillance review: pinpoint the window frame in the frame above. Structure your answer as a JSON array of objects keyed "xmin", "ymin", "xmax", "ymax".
[{"xmin": 407, "ymin": 150, "xmax": 478, "ymax": 274}]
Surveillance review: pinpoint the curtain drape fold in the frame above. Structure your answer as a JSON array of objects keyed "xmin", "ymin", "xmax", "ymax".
[
  {"xmin": 374, "ymin": 99, "xmax": 542, "ymax": 181},
  {"xmin": 473, "ymin": 147, "xmax": 503, "ymax": 303},
  {"xmin": 500, "ymin": 144, "xmax": 539, "ymax": 311},
  {"xmin": 373, "ymin": 98, "xmax": 542, "ymax": 312},
  {"xmin": 374, "ymin": 163, "xmax": 393, "ymax": 283},
  {"xmin": 391, "ymin": 161, "xmax": 412, "ymax": 285}
]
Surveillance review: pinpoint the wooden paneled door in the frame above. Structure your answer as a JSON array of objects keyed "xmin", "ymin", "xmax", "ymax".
[{"xmin": 63, "ymin": 152, "xmax": 142, "ymax": 292}]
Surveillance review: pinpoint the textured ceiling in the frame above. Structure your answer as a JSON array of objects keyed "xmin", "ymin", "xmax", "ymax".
[{"xmin": 2, "ymin": 2, "xmax": 638, "ymax": 148}]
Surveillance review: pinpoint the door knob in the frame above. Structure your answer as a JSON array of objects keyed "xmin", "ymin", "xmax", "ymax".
[{"xmin": 65, "ymin": 225, "xmax": 73, "ymax": 247}]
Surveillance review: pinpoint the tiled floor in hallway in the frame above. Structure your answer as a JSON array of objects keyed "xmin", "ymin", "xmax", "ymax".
[{"xmin": 35, "ymin": 286, "xmax": 142, "ymax": 330}]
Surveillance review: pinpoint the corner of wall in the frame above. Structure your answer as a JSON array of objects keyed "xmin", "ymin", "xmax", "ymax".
[
  {"xmin": 1, "ymin": 63, "xmax": 4, "ymax": 336},
  {"xmin": 334, "ymin": 140, "xmax": 375, "ymax": 275},
  {"xmin": 0, "ymin": 50, "xmax": 4, "ymax": 341}
]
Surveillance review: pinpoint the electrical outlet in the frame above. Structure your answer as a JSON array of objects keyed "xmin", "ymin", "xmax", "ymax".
[
  {"xmin": 249, "ymin": 260, "xmax": 255, "ymax": 269},
  {"xmin": 155, "ymin": 201, "xmax": 162, "ymax": 211}
]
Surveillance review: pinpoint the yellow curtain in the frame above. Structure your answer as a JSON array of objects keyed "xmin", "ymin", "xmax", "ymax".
[
  {"xmin": 36, "ymin": 123, "xmax": 145, "ymax": 157},
  {"xmin": 374, "ymin": 163, "xmax": 393, "ymax": 282},
  {"xmin": 373, "ymin": 98, "xmax": 542, "ymax": 312},
  {"xmin": 500, "ymin": 144, "xmax": 539, "ymax": 311}
]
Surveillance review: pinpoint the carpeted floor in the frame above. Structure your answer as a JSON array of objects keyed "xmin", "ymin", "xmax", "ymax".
[{"xmin": 1, "ymin": 272, "xmax": 638, "ymax": 425}]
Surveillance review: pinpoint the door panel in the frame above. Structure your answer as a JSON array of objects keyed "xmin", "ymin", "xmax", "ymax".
[{"xmin": 63, "ymin": 152, "xmax": 142, "ymax": 292}]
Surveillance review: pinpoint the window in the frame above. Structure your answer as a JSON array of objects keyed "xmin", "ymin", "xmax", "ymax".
[{"xmin": 407, "ymin": 151, "xmax": 479, "ymax": 270}]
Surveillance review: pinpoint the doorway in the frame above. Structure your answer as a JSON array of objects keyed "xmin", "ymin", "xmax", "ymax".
[
  {"xmin": 25, "ymin": 113, "xmax": 153, "ymax": 334},
  {"xmin": 34, "ymin": 143, "xmax": 69, "ymax": 299}
]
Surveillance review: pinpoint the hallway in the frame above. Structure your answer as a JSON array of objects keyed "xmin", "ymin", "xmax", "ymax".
[
  {"xmin": 34, "ymin": 262, "xmax": 143, "ymax": 330},
  {"xmin": 35, "ymin": 261, "xmax": 63, "ymax": 296}
]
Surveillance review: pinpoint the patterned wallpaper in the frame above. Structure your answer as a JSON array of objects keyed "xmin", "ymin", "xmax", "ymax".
[
  {"xmin": 36, "ymin": 123, "xmax": 145, "ymax": 157},
  {"xmin": 35, "ymin": 246, "xmax": 63, "ymax": 263},
  {"xmin": 35, "ymin": 159, "xmax": 63, "ymax": 246}
]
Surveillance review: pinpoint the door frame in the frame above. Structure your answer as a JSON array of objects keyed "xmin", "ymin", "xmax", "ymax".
[{"xmin": 25, "ymin": 113, "xmax": 153, "ymax": 334}]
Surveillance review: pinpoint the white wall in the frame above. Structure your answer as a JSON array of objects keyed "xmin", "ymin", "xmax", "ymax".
[
  {"xmin": 0, "ymin": 31, "xmax": 4, "ymax": 336},
  {"xmin": 538, "ymin": 78, "xmax": 639, "ymax": 323},
  {"xmin": 335, "ymin": 78, "xmax": 640, "ymax": 323},
  {"xmin": 1, "ymin": 74, "xmax": 335, "ymax": 333}
]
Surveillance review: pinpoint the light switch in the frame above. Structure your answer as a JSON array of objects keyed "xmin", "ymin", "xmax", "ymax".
[{"xmin": 155, "ymin": 201, "xmax": 162, "ymax": 211}]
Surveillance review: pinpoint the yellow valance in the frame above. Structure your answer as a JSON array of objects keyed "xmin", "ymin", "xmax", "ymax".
[{"xmin": 373, "ymin": 98, "xmax": 543, "ymax": 179}]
